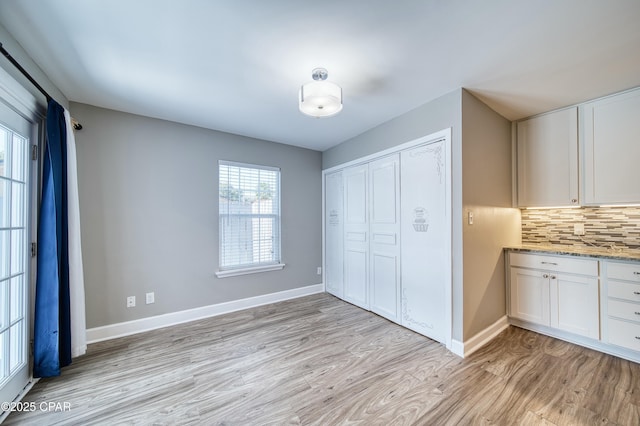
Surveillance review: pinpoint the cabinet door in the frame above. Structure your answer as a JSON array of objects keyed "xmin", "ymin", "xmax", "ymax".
[
  {"xmin": 509, "ymin": 267, "xmax": 550, "ymax": 326},
  {"xmin": 550, "ymin": 273, "xmax": 599, "ymax": 339},
  {"xmin": 324, "ymin": 171, "xmax": 343, "ymax": 298},
  {"xmin": 369, "ymin": 154, "xmax": 400, "ymax": 322},
  {"xmin": 343, "ymin": 164, "xmax": 369, "ymax": 309},
  {"xmin": 400, "ymin": 140, "xmax": 448, "ymax": 343},
  {"xmin": 516, "ymin": 108, "xmax": 578, "ymax": 207},
  {"xmin": 583, "ymin": 89, "xmax": 640, "ymax": 204}
]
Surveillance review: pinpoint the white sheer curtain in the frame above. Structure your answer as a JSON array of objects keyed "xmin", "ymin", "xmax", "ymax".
[{"xmin": 64, "ymin": 109, "xmax": 87, "ymax": 357}]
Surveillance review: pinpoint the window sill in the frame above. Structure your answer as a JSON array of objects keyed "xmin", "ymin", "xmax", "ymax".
[{"xmin": 215, "ymin": 263, "xmax": 285, "ymax": 278}]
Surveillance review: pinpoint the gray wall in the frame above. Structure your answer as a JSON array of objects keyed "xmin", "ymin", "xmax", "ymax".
[
  {"xmin": 322, "ymin": 90, "xmax": 466, "ymax": 342},
  {"xmin": 71, "ymin": 103, "xmax": 323, "ymax": 328},
  {"xmin": 323, "ymin": 90, "xmax": 462, "ymax": 170},
  {"xmin": 461, "ymin": 90, "xmax": 521, "ymax": 339}
]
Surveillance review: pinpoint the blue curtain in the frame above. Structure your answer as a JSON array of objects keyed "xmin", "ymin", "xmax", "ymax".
[{"xmin": 33, "ymin": 99, "xmax": 72, "ymax": 378}]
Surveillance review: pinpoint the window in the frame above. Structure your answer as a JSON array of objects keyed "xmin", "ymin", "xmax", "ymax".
[{"xmin": 216, "ymin": 161, "xmax": 283, "ymax": 277}]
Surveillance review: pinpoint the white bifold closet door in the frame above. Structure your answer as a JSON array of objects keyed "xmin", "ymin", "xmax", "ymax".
[
  {"xmin": 400, "ymin": 140, "xmax": 447, "ymax": 343},
  {"xmin": 343, "ymin": 164, "xmax": 369, "ymax": 309},
  {"xmin": 324, "ymin": 171, "xmax": 344, "ymax": 298},
  {"xmin": 340, "ymin": 155, "xmax": 401, "ymax": 319},
  {"xmin": 368, "ymin": 154, "xmax": 400, "ymax": 322},
  {"xmin": 324, "ymin": 130, "xmax": 451, "ymax": 347}
]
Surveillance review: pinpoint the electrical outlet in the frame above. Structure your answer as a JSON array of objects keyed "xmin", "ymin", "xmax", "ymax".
[
  {"xmin": 317, "ymin": 267, "xmax": 322, "ymax": 275},
  {"xmin": 146, "ymin": 292, "xmax": 155, "ymax": 304},
  {"xmin": 126, "ymin": 296, "xmax": 136, "ymax": 308},
  {"xmin": 573, "ymin": 223, "xmax": 585, "ymax": 236}
]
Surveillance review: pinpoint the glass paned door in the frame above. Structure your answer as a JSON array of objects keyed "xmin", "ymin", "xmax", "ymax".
[{"xmin": 0, "ymin": 103, "xmax": 32, "ymax": 408}]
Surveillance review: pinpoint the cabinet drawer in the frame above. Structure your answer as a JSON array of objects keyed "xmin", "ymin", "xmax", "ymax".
[
  {"xmin": 607, "ymin": 318, "xmax": 640, "ymax": 352},
  {"xmin": 509, "ymin": 252, "xmax": 598, "ymax": 276},
  {"xmin": 608, "ymin": 280, "xmax": 640, "ymax": 302},
  {"xmin": 607, "ymin": 262, "xmax": 640, "ymax": 282},
  {"xmin": 608, "ymin": 299, "xmax": 640, "ymax": 323}
]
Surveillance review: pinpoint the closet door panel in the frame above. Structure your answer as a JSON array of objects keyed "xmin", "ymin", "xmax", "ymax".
[
  {"xmin": 369, "ymin": 155, "xmax": 401, "ymax": 321},
  {"xmin": 344, "ymin": 167, "xmax": 367, "ymax": 225},
  {"xmin": 401, "ymin": 141, "xmax": 447, "ymax": 343},
  {"xmin": 343, "ymin": 164, "xmax": 369, "ymax": 309},
  {"xmin": 344, "ymin": 248, "xmax": 368, "ymax": 306},
  {"xmin": 371, "ymin": 252, "xmax": 398, "ymax": 319},
  {"xmin": 324, "ymin": 171, "xmax": 343, "ymax": 297}
]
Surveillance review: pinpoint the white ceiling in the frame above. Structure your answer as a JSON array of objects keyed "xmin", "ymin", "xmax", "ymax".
[{"xmin": 1, "ymin": 0, "xmax": 639, "ymax": 151}]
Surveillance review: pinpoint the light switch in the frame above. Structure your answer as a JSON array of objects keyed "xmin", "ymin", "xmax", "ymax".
[{"xmin": 468, "ymin": 211, "xmax": 474, "ymax": 225}]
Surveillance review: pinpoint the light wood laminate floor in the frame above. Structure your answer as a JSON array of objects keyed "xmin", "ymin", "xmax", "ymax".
[{"xmin": 4, "ymin": 293, "xmax": 640, "ymax": 425}]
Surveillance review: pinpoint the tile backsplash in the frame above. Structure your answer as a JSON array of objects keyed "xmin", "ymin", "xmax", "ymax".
[{"xmin": 521, "ymin": 207, "xmax": 640, "ymax": 250}]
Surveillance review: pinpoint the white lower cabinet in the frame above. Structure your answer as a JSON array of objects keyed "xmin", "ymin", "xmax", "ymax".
[
  {"xmin": 508, "ymin": 252, "xmax": 599, "ymax": 340},
  {"xmin": 552, "ymin": 273, "xmax": 599, "ymax": 339},
  {"xmin": 508, "ymin": 252, "xmax": 640, "ymax": 363},
  {"xmin": 509, "ymin": 267, "xmax": 550, "ymax": 326},
  {"xmin": 603, "ymin": 261, "xmax": 640, "ymax": 353}
]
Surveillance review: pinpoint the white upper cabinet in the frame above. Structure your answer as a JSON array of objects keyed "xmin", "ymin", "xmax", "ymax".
[
  {"xmin": 582, "ymin": 88, "xmax": 640, "ymax": 205},
  {"xmin": 516, "ymin": 107, "xmax": 579, "ymax": 207}
]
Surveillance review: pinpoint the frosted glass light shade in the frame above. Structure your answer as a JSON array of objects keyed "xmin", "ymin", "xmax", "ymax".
[{"xmin": 299, "ymin": 80, "xmax": 343, "ymax": 118}]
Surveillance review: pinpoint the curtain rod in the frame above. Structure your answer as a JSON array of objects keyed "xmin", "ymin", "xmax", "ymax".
[{"xmin": 0, "ymin": 42, "xmax": 82, "ymax": 130}]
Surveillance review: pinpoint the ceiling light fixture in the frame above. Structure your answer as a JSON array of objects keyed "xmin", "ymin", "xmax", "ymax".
[{"xmin": 299, "ymin": 68, "xmax": 342, "ymax": 118}]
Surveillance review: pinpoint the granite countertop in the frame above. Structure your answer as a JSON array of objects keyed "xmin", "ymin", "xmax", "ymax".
[{"xmin": 505, "ymin": 244, "xmax": 640, "ymax": 262}]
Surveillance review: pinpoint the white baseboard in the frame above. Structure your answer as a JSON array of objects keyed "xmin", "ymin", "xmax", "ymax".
[
  {"xmin": 449, "ymin": 339, "xmax": 465, "ymax": 357},
  {"xmin": 449, "ymin": 315, "xmax": 510, "ymax": 358},
  {"xmin": 86, "ymin": 284, "xmax": 324, "ymax": 344}
]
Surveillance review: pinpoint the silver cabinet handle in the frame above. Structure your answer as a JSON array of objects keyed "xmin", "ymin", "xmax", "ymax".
[
  {"xmin": 550, "ymin": 275, "xmax": 556, "ymax": 280},
  {"xmin": 541, "ymin": 262, "xmax": 558, "ymax": 265},
  {"xmin": 543, "ymin": 274, "xmax": 549, "ymax": 278},
  {"xmin": 634, "ymin": 272, "xmax": 640, "ymax": 275},
  {"xmin": 635, "ymin": 312, "xmax": 640, "ymax": 315},
  {"xmin": 634, "ymin": 291, "xmax": 640, "ymax": 295},
  {"xmin": 636, "ymin": 336, "xmax": 640, "ymax": 340},
  {"xmin": 571, "ymin": 199, "xmax": 578, "ymax": 204}
]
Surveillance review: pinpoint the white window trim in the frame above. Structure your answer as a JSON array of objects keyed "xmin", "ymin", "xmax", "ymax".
[{"xmin": 215, "ymin": 263, "xmax": 285, "ymax": 278}]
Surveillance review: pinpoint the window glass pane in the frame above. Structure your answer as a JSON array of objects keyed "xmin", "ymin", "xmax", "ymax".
[
  {"xmin": 10, "ymin": 230, "xmax": 23, "ymax": 275},
  {"xmin": 253, "ymin": 217, "xmax": 275, "ymax": 262},
  {"xmin": 0, "ymin": 127, "xmax": 7, "ymax": 178},
  {"xmin": 10, "ymin": 276, "xmax": 23, "ymax": 323},
  {"xmin": 9, "ymin": 321, "xmax": 24, "ymax": 374},
  {"xmin": 11, "ymin": 182, "xmax": 24, "ymax": 228},
  {"xmin": 11, "ymin": 134, "xmax": 26, "ymax": 182},
  {"xmin": 219, "ymin": 162, "xmax": 280, "ymax": 270},
  {"xmin": 0, "ymin": 179, "xmax": 8, "ymax": 228}
]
